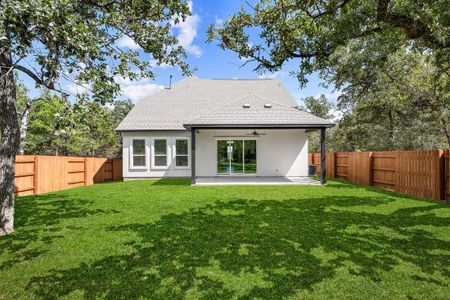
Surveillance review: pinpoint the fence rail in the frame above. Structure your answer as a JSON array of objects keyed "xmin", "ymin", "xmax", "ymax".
[
  {"xmin": 309, "ymin": 150, "xmax": 449, "ymax": 202},
  {"xmin": 15, "ymin": 155, "xmax": 122, "ymax": 196}
]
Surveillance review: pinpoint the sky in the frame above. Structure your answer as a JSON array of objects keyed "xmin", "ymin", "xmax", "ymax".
[{"xmin": 19, "ymin": 0, "xmax": 339, "ymax": 106}]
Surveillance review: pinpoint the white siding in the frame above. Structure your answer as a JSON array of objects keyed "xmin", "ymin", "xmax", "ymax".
[
  {"xmin": 123, "ymin": 131, "xmax": 191, "ymax": 178},
  {"xmin": 122, "ymin": 129, "xmax": 309, "ymax": 179},
  {"xmin": 196, "ymin": 129, "xmax": 308, "ymax": 177}
]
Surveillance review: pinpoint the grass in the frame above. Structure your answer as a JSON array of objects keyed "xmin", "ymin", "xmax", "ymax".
[{"xmin": 1, "ymin": 179, "xmax": 449, "ymax": 299}]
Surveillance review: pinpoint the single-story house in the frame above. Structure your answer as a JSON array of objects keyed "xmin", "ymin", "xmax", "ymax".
[{"xmin": 116, "ymin": 76, "xmax": 334, "ymax": 184}]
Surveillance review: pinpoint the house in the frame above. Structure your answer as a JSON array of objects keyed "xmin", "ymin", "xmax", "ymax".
[{"xmin": 116, "ymin": 77, "xmax": 334, "ymax": 184}]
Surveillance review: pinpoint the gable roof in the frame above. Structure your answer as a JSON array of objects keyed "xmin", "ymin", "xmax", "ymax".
[
  {"xmin": 184, "ymin": 94, "xmax": 333, "ymax": 128},
  {"xmin": 116, "ymin": 76, "xmax": 334, "ymax": 131}
]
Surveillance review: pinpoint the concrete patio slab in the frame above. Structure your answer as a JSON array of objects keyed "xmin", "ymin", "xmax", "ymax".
[{"xmin": 194, "ymin": 176, "xmax": 321, "ymax": 186}]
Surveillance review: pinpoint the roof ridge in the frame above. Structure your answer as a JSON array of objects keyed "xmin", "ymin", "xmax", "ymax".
[
  {"xmin": 248, "ymin": 93, "xmax": 298, "ymax": 109},
  {"xmin": 250, "ymin": 93, "xmax": 332, "ymax": 121},
  {"xmin": 208, "ymin": 78, "xmax": 275, "ymax": 81},
  {"xmin": 184, "ymin": 94, "xmax": 254, "ymax": 124}
]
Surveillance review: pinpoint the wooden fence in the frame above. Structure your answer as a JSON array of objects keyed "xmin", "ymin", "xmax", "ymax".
[
  {"xmin": 309, "ymin": 150, "xmax": 449, "ymax": 202},
  {"xmin": 15, "ymin": 155, "xmax": 123, "ymax": 196}
]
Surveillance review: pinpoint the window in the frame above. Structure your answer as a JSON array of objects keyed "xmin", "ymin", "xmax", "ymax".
[
  {"xmin": 131, "ymin": 139, "xmax": 146, "ymax": 168},
  {"xmin": 175, "ymin": 138, "xmax": 189, "ymax": 168},
  {"xmin": 153, "ymin": 139, "xmax": 168, "ymax": 168}
]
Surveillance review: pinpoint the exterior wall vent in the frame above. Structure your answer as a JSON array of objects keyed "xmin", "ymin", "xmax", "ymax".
[
  {"xmin": 243, "ymin": 104, "xmax": 251, "ymax": 108},
  {"xmin": 264, "ymin": 104, "xmax": 272, "ymax": 108}
]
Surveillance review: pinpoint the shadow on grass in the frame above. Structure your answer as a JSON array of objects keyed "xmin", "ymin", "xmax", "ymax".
[
  {"xmin": 151, "ymin": 178, "xmax": 191, "ymax": 186},
  {"xmin": 26, "ymin": 195, "xmax": 450, "ymax": 299},
  {"xmin": 0, "ymin": 193, "xmax": 119, "ymax": 270}
]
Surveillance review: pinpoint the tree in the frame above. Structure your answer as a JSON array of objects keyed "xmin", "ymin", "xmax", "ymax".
[
  {"xmin": 15, "ymin": 78, "xmax": 33, "ymax": 155},
  {"xmin": 0, "ymin": 0, "xmax": 191, "ymax": 235},
  {"xmin": 23, "ymin": 93, "xmax": 74, "ymax": 155},
  {"xmin": 208, "ymin": 0, "xmax": 450, "ymax": 84},
  {"xmin": 21, "ymin": 95, "xmax": 132, "ymax": 158},
  {"xmin": 330, "ymin": 48, "xmax": 449, "ymax": 150},
  {"xmin": 300, "ymin": 94, "xmax": 334, "ymax": 152},
  {"xmin": 209, "ymin": 0, "xmax": 450, "ymax": 150}
]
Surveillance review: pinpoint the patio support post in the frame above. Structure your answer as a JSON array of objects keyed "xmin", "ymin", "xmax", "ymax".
[
  {"xmin": 320, "ymin": 128, "xmax": 326, "ymax": 184},
  {"xmin": 191, "ymin": 127, "xmax": 196, "ymax": 185}
]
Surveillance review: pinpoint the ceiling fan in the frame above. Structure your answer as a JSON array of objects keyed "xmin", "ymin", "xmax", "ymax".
[{"xmin": 246, "ymin": 130, "xmax": 266, "ymax": 136}]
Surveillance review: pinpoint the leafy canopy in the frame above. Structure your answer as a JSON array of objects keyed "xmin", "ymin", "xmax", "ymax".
[
  {"xmin": 208, "ymin": 0, "xmax": 450, "ymax": 85},
  {"xmin": 1, "ymin": 0, "xmax": 191, "ymax": 102}
]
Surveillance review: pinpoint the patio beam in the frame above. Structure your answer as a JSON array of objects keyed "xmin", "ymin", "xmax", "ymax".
[
  {"xmin": 191, "ymin": 127, "xmax": 196, "ymax": 185},
  {"xmin": 320, "ymin": 128, "xmax": 326, "ymax": 184}
]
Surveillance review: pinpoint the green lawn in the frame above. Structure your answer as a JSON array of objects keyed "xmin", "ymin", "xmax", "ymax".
[{"xmin": 1, "ymin": 179, "xmax": 449, "ymax": 299}]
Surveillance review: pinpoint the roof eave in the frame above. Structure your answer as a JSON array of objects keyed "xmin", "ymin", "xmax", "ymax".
[
  {"xmin": 183, "ymin": 123, "xmax": 335, "ymax": 130},
  {"xmin": 116, "ymin": 128, "xmax": 187, "ymax": 132}
]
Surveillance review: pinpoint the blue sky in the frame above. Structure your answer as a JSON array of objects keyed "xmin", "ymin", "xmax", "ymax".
[{"xmin": 20, "ymin": 0, "xmax": 338, "ymax": 106}]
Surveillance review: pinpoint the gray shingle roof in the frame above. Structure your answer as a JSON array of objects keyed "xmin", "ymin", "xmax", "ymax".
[
  {"xmin": 116, "ymin": 76, "xmax": 334, "ymax": 131},
  {"xmin": 185, "ymin": 94, "xmax": 333, "ymax": 127}
]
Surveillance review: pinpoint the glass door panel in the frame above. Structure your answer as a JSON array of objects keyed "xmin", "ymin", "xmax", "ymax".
[
  {"xmin": 217, "ymin": 139, "xmax": 256, "ymax": 175},
  {"xmin": 244, "ymin": 140, "xmax": 257, "ymax": 174},
  {"xmin": 217, "ymin": 140, "xmax": 229, "ymax": 174},
  {"xmin": 230, "ymin": 140, "xmax": 243, "ymax": 174}
]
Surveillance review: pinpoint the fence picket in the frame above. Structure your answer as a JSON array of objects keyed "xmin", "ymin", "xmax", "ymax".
[
  {"xmin": 310, "ymin": 150, "xmax": 448, "ymax": 202},
  {"xmin": 14, "ymin": 155, "xmax": 123, "ymax": 196}
]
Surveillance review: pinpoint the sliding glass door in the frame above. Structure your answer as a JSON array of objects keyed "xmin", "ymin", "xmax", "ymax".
[{"xmin": 217, "ymin": 139, "xmax": 256, "ymax": 175}]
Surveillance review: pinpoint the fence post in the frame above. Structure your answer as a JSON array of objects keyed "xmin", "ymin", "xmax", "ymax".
[
  {"xmin": 433, "ymin": 150, "xmax": 445, "ymax": 200},
  {"xmin": 395, "ymin": 152, "xmax": 400, "ymax": 193},
  {"xmin": 33, "ymin": 156, "xmax": 39, "ymax": 194},
  {"xmin": 84, "ymin": 157, "xmax": 88, "ymax": 186},
  {"xmin": 368, "ymin": 152, "xmax": 373, "ymax": 186}
]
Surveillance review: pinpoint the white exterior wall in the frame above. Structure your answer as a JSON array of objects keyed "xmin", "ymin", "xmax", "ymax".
[
  {"xmin": 122, "ymin": 131, "xmax": 191, "ymax": 178},
  {"xmin": 196, "ymin": 129, "xmax": 308, "ymax": 177},
  {"xmin": 122, "ymin": 129, "xmax": 309, "ymax": 179}
]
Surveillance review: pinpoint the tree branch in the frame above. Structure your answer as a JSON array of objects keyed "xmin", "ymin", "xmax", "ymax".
[
  {"xmin": 376, "ymin": 0, "xmax": 450, "ymax": 49},
  {"xmin": 14, "ymin": 64, "xmax": 61, "ymax": 92}
]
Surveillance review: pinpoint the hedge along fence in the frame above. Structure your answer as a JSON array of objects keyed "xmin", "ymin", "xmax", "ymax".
[
  {"xmin": 15, "ymin": 155, "xmax": 123, "ymax": 196},
  {"xmin": 309, "ymin": 150, "xmax": 449, "ymax": 202}
]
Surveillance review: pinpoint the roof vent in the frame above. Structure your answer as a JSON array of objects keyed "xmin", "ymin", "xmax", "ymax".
[
  {"xmin": 264, "ymin": 104, "xmax": 272, "ymax": 108},
  {"xmin": 243, "ymin": 104, "xmax": 251, "ymax": 108}
]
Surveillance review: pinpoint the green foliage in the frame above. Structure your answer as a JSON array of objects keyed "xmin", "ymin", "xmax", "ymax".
[
  {"xmin": 300, "ymin": 94, "xmax": 335, "ymax": 152},
  {"xmin": 209, "ymin": 0, "xmax": 450, "ymax": 150},
  {"xmin": 301, "ymin": 94, "xmax": 334, "ymax": 120},
  {"xmin": 1, "ymin": 0, "xmax": 190, "ymax": 103},
  {"xmin": 1, "ymin": 180, "xmax": 449, "ymax": 298},
  {"xmin": 209, "ymin": 0, "xmax": 450, "ymax": 85},
  {"xmin": 23, "ymin": 93, "xmax": 132, "ymax": 157},
  {"xmin": 329, "ymin": 48, "xmax": 449, "ymax": 151}
]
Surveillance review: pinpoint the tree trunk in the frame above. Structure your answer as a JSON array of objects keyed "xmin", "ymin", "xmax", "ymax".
[
  {"xmin": 0, "ymin": 45, "xmax": 20, "ymax": 236},
  {"xmin": 18, "ymin": 101, "xmax": 32, "ymax": 155}
]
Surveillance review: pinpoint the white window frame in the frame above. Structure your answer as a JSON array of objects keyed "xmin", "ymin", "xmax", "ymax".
[
  {"xmin": 173, "ymin": 137, "xmax": 190, "ymax": 169},
  {"xmin": 151, "ymin": 137, "xmax": 170, "ymax": 169},
  {"xmin": 130, "ymin": 137, "xmax": 148, "ymax": 169}
]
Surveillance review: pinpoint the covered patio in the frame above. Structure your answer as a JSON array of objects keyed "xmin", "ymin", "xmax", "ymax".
[
  {"xmin": 183, "ymin": 94, "xmax": 335, "ymax": 185},
  {"xmin": 187, "ymin": 125, "xmax": 332, "ymax": 185},
  {"xmin": 194, "ymin": 176, "xmax": 320, "ymax": 186}
]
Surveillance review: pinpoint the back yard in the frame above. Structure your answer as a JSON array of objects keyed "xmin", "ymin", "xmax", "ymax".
[{"xmin": 1, "ymin": 180, "xmax": 449, "ymax": 299}]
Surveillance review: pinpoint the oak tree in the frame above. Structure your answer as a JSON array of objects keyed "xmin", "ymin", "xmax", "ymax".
[{"xmin": 0, "ymin": 0, "xmax": 190, "ymax": 235}]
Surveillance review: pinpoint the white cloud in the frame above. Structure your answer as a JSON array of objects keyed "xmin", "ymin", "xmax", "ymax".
[
  {"xmin": 258, "ymin": 71, "xmax": 287, "ymax": 80},
  {"xmin": 172, "ymin": 1, "xmax": 202, "ymax": 57},
  {"xmin": 122, "ymin": 83, "xmax": 164, "ymax": 101},
  {"xmin": 215, "ymin": 15, "xmax": 224, "ymax": 26},
  {"xmin": 330, "ymin": 107, "xmax": 343, "ymax": 121},
  {"xmin": 117, "ymin": 35, "xmax": 140, "ymax": 50},
  {"xmin": 116, "ymin": 76, "xmax": 164, "ymax": 102},
  {"xmin": 149, "ymin": 60, "xmax": 172, "ymax": 69},
  {"xmin": 67, "ymin": 82, "xmax": 91, "ymax": 95}
]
